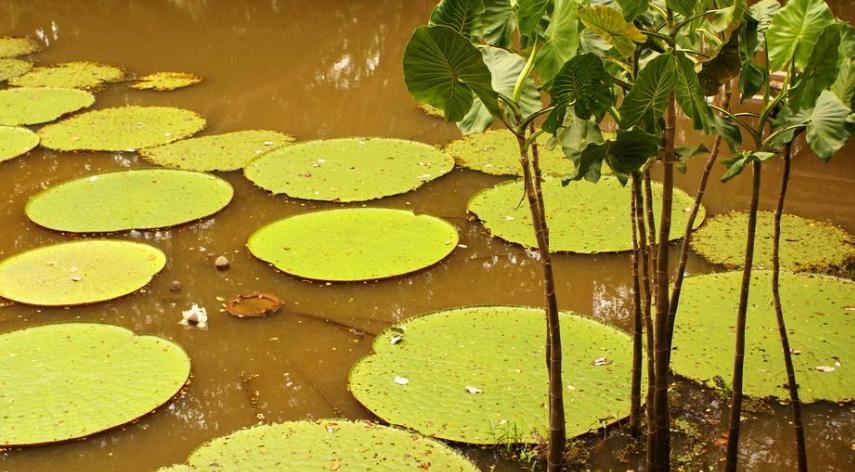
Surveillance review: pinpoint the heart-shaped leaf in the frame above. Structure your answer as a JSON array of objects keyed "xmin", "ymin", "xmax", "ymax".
[
  {"xmin": 578, "ymin": 5, "xmax": 646, "ymax": 58},
  {"xmin": 619, "ymin": 54, "xmax": 677, "ymax": 131},
  {"xmin": 767, "ymin": 0, "xmax": 834, "ymax": 71},
  {"xmin": 430, "ymin": 0, "xmax": 485, "ymax": 37},
  {"xmin": 544, "ymin": 53, "xmax": 614, "ymax": 132}
]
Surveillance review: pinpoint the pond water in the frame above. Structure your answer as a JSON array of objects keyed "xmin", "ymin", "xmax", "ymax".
[{"xmin": 0, "ymin": 1, "xmax": 853, "ymax": 471}]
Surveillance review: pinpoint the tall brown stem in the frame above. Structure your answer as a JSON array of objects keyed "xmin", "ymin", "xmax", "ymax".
[
  {"xmin": 630, "ymin": 177, "xmax": 644, "ymax": 438},
  {"xmin": 725, "ymin": 160, "xmax": 763, "ymax": 472},
  {"xmin": 633, "ymin": 173, "xmax": 656, "ymax": 456},
  {"xmin": 666, "ymin": 82, "xmax": 733, "ymax": 356},
  {"xmin": 771, "ymin": 143, "xmax": 808, "ymax": 472},
  {"xmin": 516, "ymin": 133, "xmax": 565, "ymax": 471},
  {"xmin": 643, "ymin": 170, "xmax": 658, "ymax": 286}
]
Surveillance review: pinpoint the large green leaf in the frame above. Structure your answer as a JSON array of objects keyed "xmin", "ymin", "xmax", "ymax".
[
  {"xmin": 429, "ymin": 0, "xmax": 485, "ymax": 37},
  {"xmin": 616, "ymin": 0, "xmax": 648, "ymax": 21},
  {"xmin": 674, "ymin": 52, "xmax": 714, "ymax": 131},
  {"xmin": 458, "ymin": 46, "xmax": 541, "ymax": 134},
  {"xmin": 446, "ymin": 129, "xmax": 574, "ymax": 176},
  {"xmin": 619, "ymin": 54, "xmax": 677, "ymax": 130},
  {"xmin": 141, "ymin": 130, "xmax": 294, "ymax": 172},
  {"xmin": 831, "ymin": 23, "xmax": 855, "ymax": 108},
  {"xmin": 0, "ymin": 126, "xmax": 38, "ymax": 163},
  {"xmin": 517, "ymin": 0, "xmax": 551, "ymax": 36},
  {"xmin": 480, "ymin": 0, "xmax": 516, "ymax": 47},
  {"xmin": 767, "ymin": 0, "xmax": 834, "ymax": 71},
  {"xmin": 705, "ymin": 0, "xmax": 747, "ymax": 34},
  {"xmin": 578, "ymin": 5, "xmax": 646, "ymax": 58},
  {"xmin": 805, "ymin": 90, "xmax": 854, "ymax": 160},
  {"xmin": 534, "ymin": 0, "xmax": 578, "ymax": 82},
  {"xmin": 0, "ymin": 87, "xmax": 95, "ymax": 126},
  {"xmin": 789, "ymin": 26, "xmax": 840, "ymax": 110},
  {"xmin": 403, "ymin": 26, "xmax": 498, "ymax": 122},
  {"xmin": 544, "ymin": 53, "xmax": 614, "ymax": 132},
  {"xmin": 667, "ymin": 0, "xmax": 697, "ymax": 17},
  {"xmin": 570, "ymin": 128, "xmax": 658, "ymax": 183},
  {"xmin": 9, "ymin": 61, "xmax": 124, "ymax": 89}
]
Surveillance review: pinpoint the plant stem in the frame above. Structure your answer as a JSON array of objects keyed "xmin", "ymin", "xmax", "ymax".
[
  {"xmin": 643, "ymin": 170, "xmax": 657, "ymax": 290},
  {"xmin": 633, "ymin": 173, "xmax": 656, "ymax": 451},
  {"xmin": 666, "ymin": 82, "xmax": 733, "ymax": 356},
  {"xmin": 771, "ymin": 142, "xmax": 808, "ymax": 472},
  {"xmin": 725, "ymin": 159, "xmax": 763, "ymax": 472},
  {"xmin": 516, "ymin": 133, "xmax": 565, "ymax": 472},
  {"xmin": 630, "ymin": 176, "xmax": 644, "ymax": 439}
]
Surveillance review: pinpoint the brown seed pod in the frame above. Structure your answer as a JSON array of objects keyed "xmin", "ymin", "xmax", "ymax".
[{"xmin": 225, "ymin": 292, "xmax": 284, "ymax": 318}]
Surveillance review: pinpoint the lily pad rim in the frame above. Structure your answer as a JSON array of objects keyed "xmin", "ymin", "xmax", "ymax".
[
  {"xmin": 0, "ymin": 126, "xmax": 40, "ymax": 163},
  {"xmin": 10, "ymin": 61, "xmax": 127, "ymax": 90},
  {"xmin": 246, "ymin": 208, "xmax": 459, "ymax": 284},
  {"xmin": 0, "ymin": 321, "xmax": 191, "ymax": 447},
  {"xmin": 24, "ymin": 168, "xmax": 235, "ymax": 234}
]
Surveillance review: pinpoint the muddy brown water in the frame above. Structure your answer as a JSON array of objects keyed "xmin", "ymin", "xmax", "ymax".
[{"xmin": 0, "ymin": 1, "xmax": 853, "ymax": 471}]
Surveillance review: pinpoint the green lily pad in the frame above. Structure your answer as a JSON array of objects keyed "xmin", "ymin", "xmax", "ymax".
[
  {"xmin": 0, "ymin": 37, "xmax": 39, "ymax": 58},
  {"xmin": 0, "ymin": 126, "xmax": 39, "ymax": 163},
  {"xmin": 349, "ymin": 306, "xmax": 636, "ymax": 444},
  {"xmin": 130, "ymin": 71, "xmax": 202, "ymax": 91},
  {"xmin": 0, "ymin": 58, "xmax": 32, "ymax": 82},
  {"xmin": 417, "ymin": 102, "xmax": 444, "ymax": 118},
  {"xmin": 468, "ymin": 177, "xmax": 703, "ymax": 253},
  {"xmin": 691, "ymin": 211, "xmax": 854, "ymax": 272},
  {"xmin": 141, "ymin": 130, "xmax": 294, "ymax": 172},
  {"xmin": 244, "ymin": 138, "xmax": 455, "ymax": 202},
  {"xmin": 38, "ymin": 106, "xmax": 206, "ymax": 151},
  {"xmin": 26, "ymin": 169, "xmax": 233, "ymax": 233},
  {"xmin": 156, "ymin": 466, "xmax": 196, "ymax": 472},
  {"xmin": 444, "ymin": 129, "xmax": 574, "ymax": 177},
  {"xmin": 0, "ymin": 240, "xmax": 166, "ymax": 306},
  {"xmin": 671, "ymin": 271, "xmax": 854, "ymax": 403},
  {"xmin": 247, "ymin": 208, "xmax": 458, "ymax": 282},
  {"xmin": 183, "ymin": 420, "xmax": 478, "ymax": 471},
  {"xmin": 0, "ymin": 87, "xmax": 95, "ymax": 126},
  {"xmin": 0, "ymin": 323, "xmax": 189, "ymax": 446},
  {"xmin": 8, "ymin": 61, "xmax": 124, "ymax": 89}
]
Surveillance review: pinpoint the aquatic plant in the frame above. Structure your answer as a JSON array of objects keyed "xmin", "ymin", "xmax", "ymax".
[
  {"xmin": 0, "ymin": 36, "xmax": 39, "ymax": 58},
  {"xmin": 130, "ymin": 71, "xmax": 202, "ymax": 91},
  {"xmin": 9, "ymin": 61, "xmax": 124, "ymax": 89},
  {"xmin": 0, "ymin": 87, "xmax": 95, "ymax": 126},
  {"xmin": 141, "ymin": 130, "xmax": 293, "ymax": 172},
  {"xmin": 0, "ymin": 125, "xmax": 38, "ymax": 162},
  {"xmin": 0, "ymin": 57, "xmax": 32, "ymax": 82}
]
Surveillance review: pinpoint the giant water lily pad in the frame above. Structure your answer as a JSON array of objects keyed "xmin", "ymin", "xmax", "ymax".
[
  {"xmin": 444, "ymin": 129, "xmax": 574, "ymax": 177},
  {"xmin": 130, "ymin": 71, "xmax": 202, "ymax": 91},
  {"xmin": 9, "ymin": 61, "xmax": 124, "ymax": 89},
  {"xmin": 248, "ymin": 209, "xmax": 458, "ymax": 282},
  {"xmin": 244, "ymin": 138, "xmax": 455, "ymax": 202},
  {"xmin": 38, "ymin": 106, "xmax": 206, "ymax": 151},
  {"xmin": 141, "ymin": 130, "xmax": 293, "ymax": 172},
  {"xmin": 0, "ymin": 126, "xmax": 39, "ymax": 163},
  {"xmin": 468, "ymin": 177, "xmax": 703, "ymax": 253},
  {"xmin": 0, "ymin": 240, "xmax": 165, "ymax": 306},
  {"xmin": 26, "ymin": 169, "xmax": 233, "ymax": 233},
  {"xmin": 0, "ymin": 323, "xmax": 189, "ymax": 446},
  {"xmin": 0, "ymin": 37, "xmax": 39, "ymax": 58},
  {"xmin": 0, "ymin": 58, "xmax": 32, "ymax": 82},
  {"xmin": 181, "ymin": 420, "xmax": 478, "ymax": 471},
  {"xmin": 0, "ymin": 87, "xmax": 95, "ymax": 126},
  {"xmin": 691, "ymin": 211, "xmax": 854, "ymax": 271},
  {"xmin": 672, "ymin": 271, "xmax": 854, "ymax": 402},
  {"xmin": 349, "ymin": 306, "xmax": 636, "ymax": 444}
]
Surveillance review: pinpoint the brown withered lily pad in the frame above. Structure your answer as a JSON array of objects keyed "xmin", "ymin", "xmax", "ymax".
[{"xmin": 225, "ymin": 292, "xmax": 284, "ymax": 318}]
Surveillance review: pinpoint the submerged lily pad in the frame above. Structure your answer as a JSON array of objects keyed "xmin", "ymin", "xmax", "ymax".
[
  {"xmin": 0, "ymin": 126, "xmax": 39, "ymax": 163},
  {"xmin": 141, "ymin": 130, "xmax": 293, "ymax": 172},
  {"xmin": 468, "ymin": 177, "xmax": 703, "ymax": 253},
  {"xmin": 0, "ymin": 87, "xmax": 95, "ymax": 126},
  {"xmin": 244, "ymin": 138, "xmax": 455, "ymax": 202},
  {"xmin": 9, "ymin": 61, "xmax": 124, "ymax": 89},
  {"xmin": 0, "ymin": 240, "xmax": 165, "ymax": 306},
  {"xmin": 445, "ymin": 129, "xmax": 574, "ymax": 177},
  {"xmin": 225, "ymin": 292, "xmax": 284, "ymax": 319},
  {"xmin": 26, "ymin": 169, "xmax": 233, "ymax": 233},
  {"xmin": 38, "ymin": 106, "xmax": 206, "ymax": 151},
  {"xmin": 247, "ymin": 209, "xmax": 458, "ymax": 282},
  {"xmin": 130, "ymin": 71, "xmax": 202, "ymax": 91},
  {"xmin": 0, "ymin": 58, "xmax": 32, "ymax": 82},
  {"xmin": 691, "ymin": 211, "xmax": 854, "ymax": 271},
  {"xmin": 0, "ymin": 323, "xmax": 189, "ymax": 446},
  {"xmin": 672, "ymin": 271, "xmax": 854, "ymax": 402},
  {"xmin": 0, "ymin": 37, "xmax": 39, "ymax": 58},
  {"xmin": 349, "ymin": 306, "xmax": 636, "ymax": 444},
  {"xmin": 183, "ymin": 420, "xmax": 478, "ymax": 471},
  {"xmin": 417, "ymin": 102, "xmax": 444, "ymax": 118}
]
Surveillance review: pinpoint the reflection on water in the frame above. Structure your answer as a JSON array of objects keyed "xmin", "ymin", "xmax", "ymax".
[{"xmin": 0, "ymin": 1, "xmax": 853, "ymax": 471}]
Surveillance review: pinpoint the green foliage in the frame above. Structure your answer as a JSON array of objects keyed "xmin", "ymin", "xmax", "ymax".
[
  {"xmin": 0, "ymin": 126, "xmax": 39, "ymax": 162},
  {"xmin": 0, "ymin": 57, "xmax": 32, "ymax": 82},
  {"xmin": 446, "ymin": 129, "xmax": 574, "ymax": 176},
  {"xmin": 130, "ymin": 71, "xmax": 202, "ymax": 91},
  {"xmin": 429, "ymin": 0, "xmax": 485, "ymax": 37},
  {"xmin": 788, "ymin": 26, "xmax": 841, "ymax": 110},
  {"xmin": 578, "ymin": 5, "xmax": 646, "ymax": 58},
  {"xmin": 674, "ymin": 52, "xmax": 714, "ymax": 131},
  {"xmin": 9, "ymin": 61, "xmax": 124, "ymax": 89},
  {"xmin": 535, "ymin": 0, "xmax": 579, "ymax": 83},
  {"xmin": 0, "ymin": 87, "xmax": 95, "ymax": 126},
  {"xmin": 0, "ymin": 36, "xmax": 39, "ymax": 58},
  {"xmin": 766, "ymin": 0, "xmax": 834, "ymax": 71},
  {"xmin": 544, "ymin": 53, "xmax": 614, "ymax": 131},
  {"xmin": 570, "ymin": 128, "xmax": 659, "ymax": 183},
  {"xmin": 141, "ymin": 130, "xmax": 293, "ymax": 172},
  {"xmin": 480, "ymin": 0, "xmax": 516, "ymax": 48},
  {"xmin": 803, "ymin": 90, "xmax": 855, "ymax": 160},
  {"xmin": 619, "ymin": 54, "xmax": 677, "ymax": 130},
  {"xmin": 517, "ymin": 0, "xmax": 551, "ymax": 36}
]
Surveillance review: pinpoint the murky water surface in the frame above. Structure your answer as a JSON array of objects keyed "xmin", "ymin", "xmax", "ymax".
[{"xmin": 0, "ymin": 1, "xmax": 853, "ymax": 471}]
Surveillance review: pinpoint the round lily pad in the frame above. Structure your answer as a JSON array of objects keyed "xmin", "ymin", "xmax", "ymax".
[
  {"xmin": 691, "ymin": 211, "xmax": 854, "ymax": 272},
  {"xmin": 0, "ymin": 58, "xmax": 32, "ymax": 82},
  {"xmin": 8, "ymin": 61, "xmax": 124, "ymax": 89},
  {"xmin": 243, "ymin": 138, "xmax": 455, "ymax": 202},
  {"xmin": 184, "ymin": 420, "xmax": 478, "ymax": 471},
  {"xmin": 141, "ymin": 130, "xmax": 294, "ymax": 172},
  {"xmin": 671, "ymin": 271, "xmax": 854, "ymax": 403},
  {"xmin": 0, "ymin": 37, "xmax": 39, "ymax": 58},
  {"xmin": 0, "ymin": 87, "xmax": 95, "ymax": 126},
  {"xmin": 349, "ymin": 306, "xmax": 636, "ymax": 444},
  {"xmin": 26, "ymin": 169, "xmax": 233, "ymax": 233},
  {"xmin": 38, "ymin": 106, "xmax": 206, "ymax": 151},
  {"xmin": 0, "ymin": 126, "xmax": 39, "ymax": 163},
  {"xmin": 445, "ymin": 129, "xmax": 574, "ymax": 177},
  {"xmin": 468, "ymin": 177, "xmax": 703, "ymax": 253},
  {"xmin": 0, "ymin": 240, "xmax": 166, "ymax": 306},
  {"xmin": 247, "ymin": 209, "xmax": 458, "ymax": 282},
  {"xmin": 0, "ymin": 323, "xmax": 190, "ymax": 446},
  {"xmin": 130, "ymin": 71, "xmax": 202, "ymax": 91}
]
